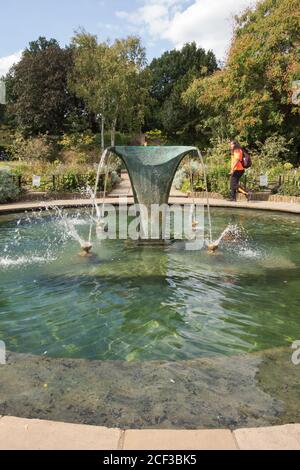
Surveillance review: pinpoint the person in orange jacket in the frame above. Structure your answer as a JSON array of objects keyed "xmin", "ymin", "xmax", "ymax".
[{"xmin": 229, "ymin": 141, "xmax": 251, "ymax": 201}]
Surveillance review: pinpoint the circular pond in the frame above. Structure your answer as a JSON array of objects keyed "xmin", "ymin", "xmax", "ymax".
[{"xmin": 1, "ymin": 207, "xmax": 300, "ymax": 362}]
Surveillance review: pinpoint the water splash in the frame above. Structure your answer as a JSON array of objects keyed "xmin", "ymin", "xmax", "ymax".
[
  {"xmin": 48, "ymin": 204, "xmax": 85, "ymax": 246},
  {"xmin": 207, "ymin": 224, "xmax": 246, "ymax": 252},
  {"xmin": 196, "ymin": 148, "xmax": 213, "ymax": 244},
  {"xmin": 0, "ymin": 255, "xmax": 55, "ymax": 268},
  {"xmin": 88, "ymin": 148, "xmax": 110, "ymax": 243},
  {"xmin": 212, "ymin": 224, "xmax": 263, "ymax": 260},
  {"xmin": 218, "ymin": 224, "xmax": 242, "ymax": 245}
]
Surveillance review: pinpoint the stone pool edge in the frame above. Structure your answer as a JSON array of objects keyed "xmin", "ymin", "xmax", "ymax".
[
  {"xmin": 0, "ymin": 416, "xmax": 300, "ymax": 450},
  {"xmin": 1, "ymin": 197, "xmax": 300, "ymax": 215}
]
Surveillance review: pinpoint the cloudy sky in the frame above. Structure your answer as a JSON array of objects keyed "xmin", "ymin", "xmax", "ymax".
[{"xmin": 0, "ymin": 0, "xmax": 255, "ymax": 77}]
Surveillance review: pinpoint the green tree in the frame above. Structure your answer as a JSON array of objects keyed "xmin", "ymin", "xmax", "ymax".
[
  {"xmin": 183, "ymin": 0, "xmax": 300, "ymax": 160},
  {"xmin": 70, "ymin": 32, "xmax": 149, "ymax": 146},
  {"xmin": 145, "ymin": 42, "xmax": 218, "ymax": 142},
  {"xmin": 7, "ymin": 37, "xmax": 76, "ymax": 135}
]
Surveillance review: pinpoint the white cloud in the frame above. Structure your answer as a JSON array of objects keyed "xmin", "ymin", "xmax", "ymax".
[
  {"xmin": 116, "ymin": 0, "xmax": 190, "ymax": 37},
  {"xmin": 0, "ymin": 51, "xmax": 23, "ymax": 77},
  {"xmin": 116, "ymin": 0, "xmax": 255, "ymax": 59}
]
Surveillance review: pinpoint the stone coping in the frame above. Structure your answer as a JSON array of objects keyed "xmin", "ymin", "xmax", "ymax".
[
  {"xmin": 0, "ymin": 416, "xmax": 299, "ymax": 450},
  {"xmin": 1, "ymin": 197, "xmax": 300, "ymax": 215}
]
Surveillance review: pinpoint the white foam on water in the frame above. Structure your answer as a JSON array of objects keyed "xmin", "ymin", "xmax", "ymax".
[
  {"xmin": 72, "ymin": 218, "xmax": 89, "ymax": 226},
  {"xmin": 238, "ymin": 246, "xmax": 262, "ymax": 259},
  {"xmin": 0, "ymin": 255, "xmax": 55, "ymax": 268}
]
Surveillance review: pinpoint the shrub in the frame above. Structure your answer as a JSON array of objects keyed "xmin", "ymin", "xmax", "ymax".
[
  {"xmin": 277, "ymin": 168, "xmax": 300, "ymax": 197},
  {"xmin": 258, "ymin": 135, "xmax": 292, "ymax": 165},
  {"xmin": 0, "ymin": 171, "xmax": 20, "ymax": 202},
  {"xmin": 58, "ymin": 132, "xmax": 96, "ymax": 150},
  {"xmin": 278, "ymin": 179, "xmax": 300, "ymax": 197},
  {"xmin": 207, "ymin": 165, "xmax": 230, "ymax": 197},
  {"xmin": 145, "ymin": 129, "xmax": 167, "ymax": 145},
  {"xmin": 10, "ymin": 134, "xmax": 54, "ymax": 162},
  {"xmin": 60, "ymin": 149, "xmax": 89, "ymax": 165},
  {"xmin": 58, "ymin": 168, "xmax": 97, "ymax": 192},
  {"xmin": 206, "ymin": 139, "xmax": 231, "ymax": 166},
  {"xmin": 9, "ymin": 159, "xmax": 121, "ymax": 194}
]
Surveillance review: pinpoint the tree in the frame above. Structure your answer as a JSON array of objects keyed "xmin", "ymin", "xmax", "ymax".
[
  {"xmin": 7, "ymin": 37, "xmax": 76, "ymax": 135},
  {"xmin": 145, "ymin": 42, "xmax": 218, "ymax": 142},
  {"xmin": 70, "ymin": 32, "xmax": 149, "ymax": 146},
  {"xmin": 183, "ymin": 0, "xmax": 300, "ymax": 160}
]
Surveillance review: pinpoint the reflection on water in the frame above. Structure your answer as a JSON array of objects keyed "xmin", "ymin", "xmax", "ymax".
[{"xmin": 0, "ymin": 208, "xmax": 300, "ymax": 361}]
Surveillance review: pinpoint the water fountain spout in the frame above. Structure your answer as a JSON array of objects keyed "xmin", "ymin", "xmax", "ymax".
[
  {"xmin": 207, "ymin": 243, "xmax": 219, "ymax": 253},
  {"xmin": 80, "ymin": 241, "xmax": 93, "ymax": 256},
  {"xmin": 207, "ymin": 224, "xmax": 241, "ymax": 253},
  {"xmin": 109, "ymin": 146, "xmax": 213, "ymax": 244}
]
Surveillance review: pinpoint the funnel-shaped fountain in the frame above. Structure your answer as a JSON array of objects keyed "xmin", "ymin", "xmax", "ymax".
[
  {"xmin": 111, "ymin": 146, "xmax": 196, "ymax": 206},
  {"xmin": 111, "ymin": 146, "xmax": 197, "ymax": 241}
]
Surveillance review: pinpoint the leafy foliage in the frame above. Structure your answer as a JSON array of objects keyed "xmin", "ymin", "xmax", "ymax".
[
  {"xmin": 183, "ymin": 0, "xmax": 300, "ymax": 160},
  {"xmin": 10, "ymin": 134, "xmax": 54, "ymax": 161},
  {"xmin": 70, "ymin": 33, "xmax": 149, "ymax": 145},
  {"xmin": 145, "ymin": 42, "xmax": 218, "ymax": 143},
  {"xmin": 0, "ymin": 171, "xmax": 20, "ymax": 202},
  {"xmin": 6, "ymin": 37, "xmax": 76, "ymax": 135},
  {"xmin": 278, "ymin": 176, "xmax": 300, "ymax": 196},
  {"xmin": 9, "ymin": 159, "xmax": 121, "ymax": 193},
  {"xmin": 145, "ymin": 129, "xmax": 167, "ymax": 145},
  {"xmin": 1, "ymin": 2, "xmax": 300, "ymax": 198}
]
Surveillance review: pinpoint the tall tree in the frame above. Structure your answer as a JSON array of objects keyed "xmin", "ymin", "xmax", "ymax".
[
  {"xmin": 183, "ymin": 0, "xmax": 300, "ymax": 159},
  {"xmin": 145, "ymin": 42, "xmax": 218, "ymax": 142},
  {"xmin": 7, "ymin": 37, "xmax": 75, "ymax": 135},
  {"xmin": 70, "ymin": 33, "xmax": 149, "ymax": 146}
]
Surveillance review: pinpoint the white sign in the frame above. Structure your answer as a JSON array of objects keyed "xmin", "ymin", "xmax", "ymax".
[
  {"xmin": 260, "ymin": 175, "xmax": 268, "ymax": 187},
  {"xmin": 0, "ymin": 80, "xmax": 6, "ymax": 105},
  {"xmin": 32, "ymin": 175, "xmax": 41, "ymax": 187}
]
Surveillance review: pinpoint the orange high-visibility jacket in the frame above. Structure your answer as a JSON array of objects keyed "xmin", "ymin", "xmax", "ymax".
[{"xmin": 231, "ymin": 149, "xmax": 244, "ymax": 173}]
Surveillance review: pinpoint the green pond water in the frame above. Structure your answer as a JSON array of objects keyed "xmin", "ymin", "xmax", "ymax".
[{"xmin": 0, "ymin": 207, "xmax": 300, "ymax": 362}]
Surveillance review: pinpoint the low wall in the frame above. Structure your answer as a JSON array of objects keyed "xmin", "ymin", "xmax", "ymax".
[
  {"xmin": 8, "ymin": 190, "xmax": 300, "ymax": 205},
  {"xmin": 269, "ymin": 194, "xmax": 300, "ymax": 204},
  {"xmin": 189, "ymin": 191, "xmax": 300, "ymax": 204}
]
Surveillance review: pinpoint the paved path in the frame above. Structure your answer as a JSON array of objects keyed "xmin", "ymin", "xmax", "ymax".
[
  {"xmin": 109, "ymin": 172, "xmax": 133, "ymax": 197},
  {"xmin": 109, "ymin": 172, "xmax": 186, "ymax": 198},
  {"xmin": 0, "ymin": 416, "xmax": 299, "ymax": 450},
  {"xmin": 1, "ymin": 196, "xmax": 300, "ymax": 215}
]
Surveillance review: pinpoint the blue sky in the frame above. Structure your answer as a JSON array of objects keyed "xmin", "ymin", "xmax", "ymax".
[{"xmin": 0, "ymin": 0, "xmax": 255, "ymax": 76}]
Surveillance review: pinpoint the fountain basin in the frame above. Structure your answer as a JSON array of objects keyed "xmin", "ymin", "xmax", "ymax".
[
  {"xmin": 0, "ymin": 207, "xmax": 299, "ymax": 361},
  {"xmin": 0, "ymin": 206, "xmax": 300, "ymax": 429}
]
